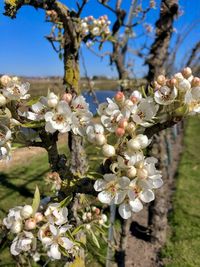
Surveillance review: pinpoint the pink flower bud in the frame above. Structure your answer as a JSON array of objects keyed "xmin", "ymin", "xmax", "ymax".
[
  {"xmin": 157, "ymin": 75, "xmax": 166, "ymax": 86},
  {"xmin": 25, "ymin": 218, "xmax": 36, "ymax": 230},
  {"xmin": 115, "ymin": 127, "xmax": 125, "ymax": 137},
  {"xmin": 166, "ymin": 78, "xmax": 177, "ymax": 88},
  {"xmin": 191, "ymin": 77, "xmax": 200, "ymax": 87},
  {"xmin": 0, "ymin": 75, "xmax": 11, "ymax": 87},
  {"xmin": 95, "ymin": 208, "xmax": 100, "ymax": 215},
  {"xmin": 62, "ymin": 93, "xmax": 72, "ymax": 103},
  {"xmin": 130, "ymin": 96, "xmax": 138, "ymax": 104},
  {"xmin": 115, "ymin": 92, "xmax": 125, "ymax": 102},
  {"xmin": 118, "ymin": 119, "xmax": 128, "ymax": 129},
  {"xmin": 182, "ymin": 67, "xmax": 192, "ymax": 78},
  {"xmin": 34, "ymin": 212, "xmax": 44, "ymax": 223}
]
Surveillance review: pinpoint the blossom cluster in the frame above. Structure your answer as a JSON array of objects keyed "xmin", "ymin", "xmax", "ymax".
[
  {"xmin": 3, "ymin": 201, "xmax": 74, "ymax": 261},
  {"xmin": 0, "ymin": 68, "xmax": 200, "ymax": 263},
  {"xmin": 82, "ymin": 206, "xmax": 107, "ymax": 230},
  {"xmin": 80, "ymin": 15, "xmax": 111, "ymax": 37}
]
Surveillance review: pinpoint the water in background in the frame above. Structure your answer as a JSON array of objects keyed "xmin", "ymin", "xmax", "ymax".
[{"xmin": 83, "ymin": 90, "xmax": 116, "ymax": 114}]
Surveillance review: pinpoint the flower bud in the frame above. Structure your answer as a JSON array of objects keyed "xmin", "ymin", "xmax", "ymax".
[
  {"xmin": 126, "ymin": 122, "xmax": 136, "ymax": 134},
  {"xmin": 102, "ymin": 144, "xmax": 115, "ymax": 157},
  {"xmin": 174, "ymin": 72, "xmax": 184, "ymax": 82},
  {"xmin": 85, "ymin": 224, "xmax": 91, "ymax": 230},
  {"xmin": 47, "ymin": 92, "xmax": 59, "ymax": 108},
  {"xmin": 34, "ymin": 212, "xmax": 44, "ymax": 223},
  {"xmin": 101, "ymin": 214, "xmax": 107, "ymax": 223},
  {"xmin": 126, "ymin": 166, "xmax": 137, "ymax": 178},
  {"xmin": 115, "ymin": 127, "xmax": 125, "ymax": 137},
  {"xmin": 128, "ymin": 139, "xmax": 141, "ymax": 151},
  {"xmin": 191, "ymin": 77, "xmax": 200, "ymax": 87},
  {"xmin": 11, "ymin": 221, "xmax": 22, "ymax": 234},
  {"xmin": 115, "ymin": 92, "xmax": 125, "ymax": 102},
  {"xmin": 130, "ymin": 96, "xmax": 138, "ymax": 104},
  {"xmin": 182, "ymin": 67, "xmax": 192, "ymax": 79},
  {"xmin": 82, "ymin": 213, "xmax": 87, "ymax": 221},
  {"xmin": 62, "ymin": 93, "xmax": 72, "ymax": 103},
  {"xmin": 136, "ymin": 135, "xmax": 149, "ymax": 149},
  {"xmin": 118, "ymin": 119, "xmax": 128, "ymax": 129},
  {"xmin": 12, "ymin": 76, "xmax": 19, "ymax": 82},
  {"xmin": 177, "ymin": 79, "xmax": 191, "ymax": 92},
  {"xmin": 95, "ymin": 134, "xmax": 106, "ymax": 146},
  {"xmin": 0, "ymin": 75, "xmax": 11, "ymax": 87},
  {"xmin": 157, "ymin": 75, "xmax": 166, "ymax": 86},
  {"xmin": 135, "ymin": 160, "xmax": 144, "ymax": 169},
  {"xmin": 92, "ymin": 206, "xmax": 97, "ymax": 212},
  {"xmin": 21, "ymin": 205, "xmax": 33, "ymax": 219},
  {"xmin": 25, "ymin": 218, "xmax": 36, "ymax": 230},
  {"xmin": 92, "ymin": 27, "xmax": 100, "ymax": 35},
  {"xmin": 166, "ymin": 78, "xmax": 177, "ymax": 88},
  {"xmin": 87, "ymin": 212, "xmax": 92, "ymax": 219},
  {"xmin": 99, "ymin": 219, "xmax": 104, "ymax": 225},
  {"xmin": 0, "ymin": 94, "xmax": 6, "ymax": 106},
  {"xmin": 95, "ymin": 208, "xmax": 100, "ymax": 215},
  {"xmin": 137, "ymin": 168, "xmax": 148, "ymax": 179}
]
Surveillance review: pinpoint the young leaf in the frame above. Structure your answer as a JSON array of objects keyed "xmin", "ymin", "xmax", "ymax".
[
  {"xmin": 72, "ymin": 225, "xmax": 84, "ymax": 236},
  {"xmin": 89, "ymin": 229, "xmax": 100, "ymax": 248},
  {"xmin": 59, "ymin": 194, "xmax": 73, "ymax": 208},
  {"xmin": 32, "ymin": 186, "xmax": 40, "ymax": 215}
]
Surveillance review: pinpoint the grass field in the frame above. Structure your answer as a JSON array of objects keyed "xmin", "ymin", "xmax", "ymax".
[{"xmin": 162, "ymin": 117, "xmax": 200, "ymax": 267}]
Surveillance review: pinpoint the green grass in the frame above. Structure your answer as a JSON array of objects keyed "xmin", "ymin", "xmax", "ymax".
[{"xmin": 161, "ymin": 117, "xmax": 200, "ymax": 267}]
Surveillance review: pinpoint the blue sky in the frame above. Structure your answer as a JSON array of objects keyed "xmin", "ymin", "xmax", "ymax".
[{"xmin": 0, "ymin": 0, "xmax": 199, "ymax": 78}]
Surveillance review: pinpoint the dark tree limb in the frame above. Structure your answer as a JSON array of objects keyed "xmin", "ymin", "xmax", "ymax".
[{"xmin": 145, "ymin": 0, "xmax": 179, "ymax": 81}]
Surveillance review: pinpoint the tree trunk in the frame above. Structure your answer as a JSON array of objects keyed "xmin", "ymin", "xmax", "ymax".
[
  {"xmin": 63, "ymin": 38, "xmax": 88, "ymax": 176},
  {"xmin": 146, "ymin": 0, "xmax": 179, "ymax": 82}
]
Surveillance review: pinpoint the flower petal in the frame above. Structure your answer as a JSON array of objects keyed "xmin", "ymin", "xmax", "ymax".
[{"xmin": 118, "ymin": 203, "xmax": 132, "ymax": 219}]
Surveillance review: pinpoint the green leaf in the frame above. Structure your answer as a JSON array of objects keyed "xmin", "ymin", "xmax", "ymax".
[
  {"xmin": 26, "ymin": 97, "xmax": 40, "ymax": 107},
  {"xmin": 32, "ymin": 186, "xmax": 40, "ymax": 215},
  {"xmin": 59, "ymin": 194, "xmax": 73, "ymax": 208},
  {"xmin": 93, "ymin": 224, "xmax": 106, "ymax": 235},
  {"xmin": 21, "ymin": 120, "xmax": 45, "ymax": 128},
  {"xmin": 89, "ymin": 229, "xmax": 100, "ymax": 248},
  {"xmin": 72, "ymin": 225, "xmax": 84, "ymax": 236}
]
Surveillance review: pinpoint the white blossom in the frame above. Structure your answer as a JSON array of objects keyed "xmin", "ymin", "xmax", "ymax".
[
  {"xmin": 154, "ymin": 86, "xmax": 178, "ymax": 105},
  {"xmin": 44, "ymin": 203, "xmax": 68, "ymax": 226},
  {"xmin": 10, "ymin": 231, "xmax": 36, "ymax": 256},
  {"xmin": 45, "ymin": 101, "xmax": 72, "ymax": 133},
  {"xmin": 38, "ymin": 223, "xmax": 74, "ymax": 260},
  {"xmin": 2, "ymin": 82, "xmax": 30, "ymax": 100},
  {"xmin": 94, "ymin": 174, "xmax": 130, "ymax": 205}
]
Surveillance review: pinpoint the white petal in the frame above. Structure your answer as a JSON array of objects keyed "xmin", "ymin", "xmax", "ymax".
[
  {"xmin": 49, "ymin": 224, "xmax": 58, "ymax": 236},
  {"xmin": 140, "ymin": 189, "xmax": 155, "ymax": 203},
  {"xmin": 152, "ymin": 178, "xmax": 163, "ymax": 188},
  {"xmin": 57, "ymin": 101, "xmax": 71, "ymax": 114},
  {"xmin": 114, "ymin": 191, "xmax": 127, "ymax": 204},
  {"xmin": 60, "ymin": 237, "xmax": 74, "ymax": 250},
  {"xmin": 118, "ymin": 203, "xmax": 132, "ymax": 219},
  {"xmin": 129, "ymin": 198, "xmax": 143, "ymax": 212},
  {"xmin": 44, "ymin": 112, "xmax": 54, "ymax": 122},
  {"xmin": 118, "ymin": 176, "xmax": 130, "ymax": 189},
  {"xmin": 10, "ymin": 240, "xmax": 20, "ymax": 256},
  {"xmin": 103, "ymin": 173, "xmax": 116, "ymax": 182},
  {"xmin": 94, "ymin": 179, "xmax": 107, "ymax": 191},
  {"xmin": 45, "ymin": 122, "xmax": 56, "ymax": 133},
  {"xmin": 49, "ymin": 243, "xmax": 61, "ymax": 260},
  {"xmin": 98, "ymin": 191, "xmax": 113, "ymax": 204}
]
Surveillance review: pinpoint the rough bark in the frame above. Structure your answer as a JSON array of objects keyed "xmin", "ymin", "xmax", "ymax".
[
  {"xmin": 145, "ymin": 0, "xmax": 179, "ymax": 82},
  {"xmin": 145, "ymin": 0, "xmax": 180, "ymax": 247}
]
